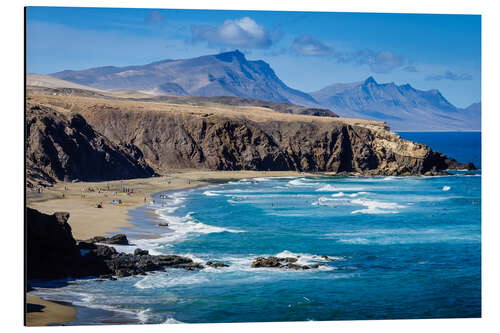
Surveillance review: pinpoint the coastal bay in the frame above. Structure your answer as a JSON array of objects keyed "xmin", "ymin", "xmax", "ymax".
[{"xmin": 25, "ymin": 170, "xmax": 312, "ymax": 325}]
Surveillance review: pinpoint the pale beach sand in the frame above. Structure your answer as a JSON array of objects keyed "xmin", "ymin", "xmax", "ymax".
[
  {"xmin": 27, "ymin": 170, "xmax": 310, "ymax": 240},
  {"xmin": 25, "ymin": 170, "xmax": 311, "ymax": 326},
  {"xmin": 26, "ymin": 295, "xmax": 77, "ymax": 326}
]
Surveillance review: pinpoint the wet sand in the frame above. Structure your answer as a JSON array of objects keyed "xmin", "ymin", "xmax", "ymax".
[{"xmin": 26, "ymin": 296, "xmax": 76, "ymax": 326}]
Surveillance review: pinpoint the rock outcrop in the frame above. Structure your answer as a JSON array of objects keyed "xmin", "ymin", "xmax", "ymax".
[
  {"xmin": 26, "ymin": 208, "xmax": 81, "ymax": 279},
  {"xmin": 26, "ymin": 102, "xmax": 155, "ymax": 187},
  {"xmin": 77, "ymin": 244, "xmax": 204, "ymax": 278},
  {"xmin": 251, "ymin": 256, "xmax": 320, "ymax": 270},
  {"xmin": 84, "ymin": 234, "xmax": 129, "ymax": 245},
  {"xmin": 26, "ymin": 208, "xmax": 203, "ymax": 280}
]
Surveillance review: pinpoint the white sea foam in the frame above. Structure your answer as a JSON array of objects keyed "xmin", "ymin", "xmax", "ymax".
[
  {"xmin": 33, "ymin": 289, "xmax": 154, "ymax": 323},
  {"xmin": 135, "ymin": 273, "xmax": 209, "ymax": 289},
  {"xmin": 288, "ymin": 178, "xmax": 319, "ymax": 187},
  {"xmin": 347, "ymin": 191, "xmax": 370, "ymax": 197},
  {"xmin": 316, "ymin": 185, "xmax": 369, "ymax": 192},
  {"xmin": 275, "ymin": 250, "xmax": 344, "ymax": 267},
  {"xmin": 203, "ymin": 190, "xmax": 220, "ymax": 196},
  {"xmin": 350, "ymin": 198, "xmax": 404, "ymax": 214},
  {"xmin": 137, "ymin": 308, "xmax": 154, "ymax": 323},
  {"xmin": 134, "ymin": 212, "xmax": 245, "ymax": 253},
  {"xmin": 315, "ymin": 184, "xmax": 339, "ymax": 192},
  {"xmin": 164, "ymin": 317, "xmax": 184, "ymax": 324}
]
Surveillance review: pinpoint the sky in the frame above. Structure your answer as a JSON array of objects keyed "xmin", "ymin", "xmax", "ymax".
[{"xmin": 26, "ymin": 7, "xmax": 481, "ymax": 107}]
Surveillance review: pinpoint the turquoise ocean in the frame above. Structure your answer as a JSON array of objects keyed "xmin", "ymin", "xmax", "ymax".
[{"xmin": 31, "ymin": 132, "xmax": 481, "ymax": 324}]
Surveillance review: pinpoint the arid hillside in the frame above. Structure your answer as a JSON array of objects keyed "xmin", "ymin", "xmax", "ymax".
[{"xmin": 26, "ymin": 89, "xmax": 474, "ymax": 186}]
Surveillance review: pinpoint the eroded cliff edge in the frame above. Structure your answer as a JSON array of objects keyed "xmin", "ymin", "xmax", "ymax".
[{"xmin": 26, "ymin": 94, "xmax": 475, "ymax": 186}]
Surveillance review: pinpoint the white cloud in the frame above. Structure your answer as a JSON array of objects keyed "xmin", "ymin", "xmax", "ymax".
[
  {"xmin": 336, "ymin": 49, "xmax": 405, "ymax": 73},
  {"xmin": 191, "ymin": 17, "xmax": 273, "ymax": 49},
  {"xmin": 426, "ymin": 70, "xmax": 473, "ymax": 81},
  {"xmin": 290, "ymin": 35, "xmax": 333, "ymax": 56}
]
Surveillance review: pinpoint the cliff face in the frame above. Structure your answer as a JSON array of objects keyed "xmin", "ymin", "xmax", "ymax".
[
  {"xmin": 26, "ymin": 102, "xmax": 155, "ymax": 186},
  {"xmin": 76, "ymin": 106, "xmax": 472, "ymax": 176},
  {"xmin": 26, "ymin": 93, "xmax": 474, "ymax": 180}
]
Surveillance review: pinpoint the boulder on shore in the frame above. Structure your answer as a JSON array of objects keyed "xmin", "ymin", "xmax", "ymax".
[{"xmin": 85, "ymin": 234, "xmax": 129, "ymax": 245}]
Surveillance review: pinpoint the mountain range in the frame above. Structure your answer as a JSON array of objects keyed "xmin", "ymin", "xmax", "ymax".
[
  {"xmin": 44, "ymin": 50, "xmax": 480, "ymax": 131},
  {"xmin": 50, "ymin": 50, "xmax": 317, "ymax": 108},
  {"xmin": 310, "ymin": 77, "xmax": 481, "ymax": 131}
]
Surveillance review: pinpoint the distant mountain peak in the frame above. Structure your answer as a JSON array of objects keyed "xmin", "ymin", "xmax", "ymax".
[
  {"xmin": 310, "ymin": 76, "xmax": 480, "ymax": 131},
  {"xmin": 364, "ymin": 76, "xmax": 378, "ymax": 85},
  {"xmin": 400, "ymin": 83, "xmax": 414, "ymax": 90},
  {"xmin": 214, "ymin": 49, "xmax": 247, "ymax": 63},
  {"xmin": 50, "ymin": 50, "xmax": 319, "ymax": 107}
]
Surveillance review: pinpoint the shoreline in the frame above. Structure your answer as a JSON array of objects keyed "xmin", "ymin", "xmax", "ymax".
[
  {"xmin": 26, "ymin": 295, "xmax": 77, "ymax": 326},
  {"xmin": 25, "ymin": 169, "xmax": 481, "ymax": 326},
  {"xmin": 25, "ymin": 170, "xmax": 313, "ymax": 326}
]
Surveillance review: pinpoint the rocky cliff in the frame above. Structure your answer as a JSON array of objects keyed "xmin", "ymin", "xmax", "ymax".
[
  {"xmin": 27, "ymin": 94, "xmax": 474, "ymax": 179},
  {"xmin": 49, "ymin": 97, "xmax": 471, "ymax": 176},
  {"xmin": 26, "ymin": 102, "xmax": 155, "ymax": 186}
]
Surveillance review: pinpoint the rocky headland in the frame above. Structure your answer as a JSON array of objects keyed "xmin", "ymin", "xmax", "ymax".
[{"xmin": 25, "ymin": 91, "xmax": 475, "ymax": 188}]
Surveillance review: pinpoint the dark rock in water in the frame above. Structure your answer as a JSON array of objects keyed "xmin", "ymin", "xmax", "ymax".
[
  {"xmin": 76, "ymin": 241, "xmax": 97, "ymax": 250},
  {"xmin": 86, "ymin": 236, "xmax": 106, "ymax": 243},
  {"xmin": 134, "ymin": 248, "xmax": 149, "ymax": 256},
  {"xmin": 105, "ymin": 234, "xmax": 129, "ymax": 245},
  {"xmin": 93, "ymin": 245, "xmax": 117, "ymax": 257},
  {"xmin": 157, "ymin": 222, "xmax": 169, "ymax": 227},
  {"xmin": 85, "ymin": 234, "xmax": 129, "ymax": 245},
  {"xmin": 282, "ymin": 257, "xmax": 298, "ymax": 263},
  {"xmin": 251, "ymin": 257, "xmax": 282, "ymax": 268},
  {"xmin": 26, "ymin": 207, "xmax": 205, "ymax": 281},
  {"xmin": 283, "ymin": 263, "xmax": 309, "ymax": 270},
  {"xmin": 184, "ymin": 263, "xmax": 205, "ymax": 270},
  {"xmin": 251, "ymin": 256, "xmax": 317, "ymax": 270},
  {"xmin": 206, "ymin": 261, "xmax": 229, "ymax": 268}
]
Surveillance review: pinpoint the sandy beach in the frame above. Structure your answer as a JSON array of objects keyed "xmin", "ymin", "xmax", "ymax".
[
  {"xmin": 26, "ymin": 170, "xmax": 311, "ymax": 326},
  {"xmin": 26, "ymin": 295, "xmax": 77, "ymax": 326}
]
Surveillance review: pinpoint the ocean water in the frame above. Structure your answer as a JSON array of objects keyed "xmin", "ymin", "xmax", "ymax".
[
  {"xmin": 398, "ymin": 131, "xmax": 481, "ymax": 169},
  {"xmin": 30, "ymin": 132, "xmax": 481, "ymax": 324}
]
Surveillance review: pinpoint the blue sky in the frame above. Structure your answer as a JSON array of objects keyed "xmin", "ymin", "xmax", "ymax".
[{"xmin": 26, "ymin": 7, "xmax": 481, "ymax": 107}]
